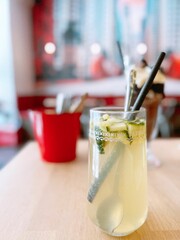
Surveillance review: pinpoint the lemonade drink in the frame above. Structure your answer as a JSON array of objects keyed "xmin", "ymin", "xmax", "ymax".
[{"xmin": 87, "ymin": 107, "xmax": 148, "ymax": 236}]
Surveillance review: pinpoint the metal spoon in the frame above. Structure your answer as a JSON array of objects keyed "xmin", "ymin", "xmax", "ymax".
[
  {"xmin": 95, "ymin": 71, "xmax": 136, "ymax": 233},
  {"xmin": 96, "ymin": 143, "xmax": 124, "ymax": 233}
]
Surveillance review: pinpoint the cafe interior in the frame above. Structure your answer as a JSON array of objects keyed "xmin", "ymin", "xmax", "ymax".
[
  {"xmin": 0, "ymin": 0, "xmax": 180, "ymax": 238},
  {"xmin": 1, "ymin": 0, "xmax": 180, "ymax": 160}
]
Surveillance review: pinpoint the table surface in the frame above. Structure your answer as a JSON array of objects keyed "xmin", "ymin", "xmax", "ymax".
[{"xmin": 0, "ymin": 139, "xmax": 180, "ymax": 240}]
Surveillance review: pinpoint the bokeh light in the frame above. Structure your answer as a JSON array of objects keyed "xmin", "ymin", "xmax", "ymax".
[
  {"xmin": 44, "ymin": 42, "xmax": 56, "ymax": 54},
  {"xmin": 90, "ymin": 43, "xmax": 101, "ymax": 55},
  {"xmin": 136, "ymin": 43, "xmax": 147, "ymax": 55}
]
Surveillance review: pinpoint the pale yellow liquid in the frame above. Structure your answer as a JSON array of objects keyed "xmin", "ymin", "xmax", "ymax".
[{"xmin": 87, "ymin": 138, "xmax": 148, "ymax": 236}]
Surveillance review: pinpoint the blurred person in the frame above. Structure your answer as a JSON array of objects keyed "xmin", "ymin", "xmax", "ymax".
[
  {"xmin": 90, "ymin": 50, "xmax": 122, "ymax": 80},
  {"xmin": 60, "ymin": 20, "xmax": 82, "ymax": 79}
]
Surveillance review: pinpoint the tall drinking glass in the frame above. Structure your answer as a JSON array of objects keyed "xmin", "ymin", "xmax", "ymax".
[
  {"xmin": 87, "ymin": 107, "xmax": 148, "ymax": 237},
  {"xmin": 143, "ymin": 94, "xmax": 162, "ymax": 168}
]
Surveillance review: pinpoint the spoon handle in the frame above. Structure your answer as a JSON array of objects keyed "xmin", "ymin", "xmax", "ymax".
[
  {"xmin": 124, "ymin": 69, "xmax": 136, "ymax": 111},
  {"xmin": 87, "ymin": 142, "xmax": 124, "ymax": 203}
]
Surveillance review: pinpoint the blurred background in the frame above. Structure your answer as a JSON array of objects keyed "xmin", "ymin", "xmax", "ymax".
[{"xmin": 1, "ymin": 0, "xmax": 180, "ymax": 165}]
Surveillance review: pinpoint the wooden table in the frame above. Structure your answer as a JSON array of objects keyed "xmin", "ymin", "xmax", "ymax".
[{"xmin": 0, "ymin": 139, "xmax": 180, "ymax": 240}]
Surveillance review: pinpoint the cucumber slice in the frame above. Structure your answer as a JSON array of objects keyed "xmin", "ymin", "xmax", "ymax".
[
  {"xmin": 99, "ymin": 120, "xmax": 111, "ymax": 132},
  {"xmin": 99, "ymin": 118, "xmax": 130, "ymax": 144},
  {"xmin": 98, "ymin": 116, "xmax": 146, "ymax": 145},
  {"xmin": 102, "ymin": 114, "xmax": 109, "ymax": 121},
  {"xmin": 105, "ymin": 121, "xmax": 130, "ymax": 144},
  {"xmin": 108, "ymin": 122, "xmax": 127, "ymax": 132},
  {"xmin": 127, "ymin": 120, "xmax": 146, "ymax": 143},
  {"xmin": 99, "ymin": 118, "xmax": 125, "ymax": 132},
  {"xmin": 116, "ymin": 130, "xmax": 130, "ymax": 144}
]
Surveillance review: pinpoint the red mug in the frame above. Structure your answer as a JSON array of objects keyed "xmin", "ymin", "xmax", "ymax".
[{"xmin": 30, "ymin": 109, "xmax": 81, "ymax": 163}]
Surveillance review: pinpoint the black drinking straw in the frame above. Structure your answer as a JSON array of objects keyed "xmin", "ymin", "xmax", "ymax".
[
  {"xmin": 117, "ymin": 41, "xmax": 125, "ymax": 72},
  {"xmin": 132, "ymin": 52, "xmax": 166, "ymax": 111}
]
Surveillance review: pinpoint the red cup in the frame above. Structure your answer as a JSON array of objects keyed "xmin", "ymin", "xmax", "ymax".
[{"xmin": 30, "ymin": 109, "xmax": 81, "ymax": 163}]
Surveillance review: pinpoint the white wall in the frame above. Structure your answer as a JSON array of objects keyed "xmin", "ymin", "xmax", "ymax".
[
  {"xmin": 10, "ymin": 0, "xmax": 35, "ymax": 95},
  {"xmin": 0, "ymin": 0, "xmax": 35, "ymax": 132},
  {"xmin": 0, "ymin": 0, "xmax": 20, "ymax": 130}
]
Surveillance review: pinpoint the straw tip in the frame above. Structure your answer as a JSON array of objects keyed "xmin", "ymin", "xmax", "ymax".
[
  {"xmin": 159, "ymin": 52, "xmax": 166, "ymax": 59},
  {"xmin": 161, "ymin": 51, "xmax": 166, "ymax": 56}
]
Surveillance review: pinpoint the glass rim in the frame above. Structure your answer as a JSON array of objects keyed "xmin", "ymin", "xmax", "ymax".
[{"xmin": 90, "ymin": 106, "xmax": 146, "ymax": 114}]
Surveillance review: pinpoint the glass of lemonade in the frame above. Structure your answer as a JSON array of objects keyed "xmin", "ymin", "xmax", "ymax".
[{"xmin": 87, "ymin": 107, "xmax": 148, "ymax": 237}]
